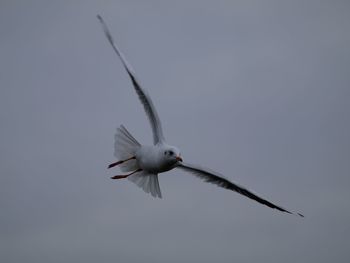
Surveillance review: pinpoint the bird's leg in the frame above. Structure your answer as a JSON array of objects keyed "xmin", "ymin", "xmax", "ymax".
[
  {"xmin": 108, "ymin": 156, "xmax": 136, "ymax": 169},
  {"xmin": 111, "ymin": 168, "xmax": 142, "ymax": 180}
]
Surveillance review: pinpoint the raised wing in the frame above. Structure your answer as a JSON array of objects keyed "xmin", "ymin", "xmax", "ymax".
[
  {"xmin": 177, "ymin": 162, "xmax": 304, "ymax": 217},
  {"xmin": 97, "ymin": 15, "xmax": 165, "ymax": 145}
]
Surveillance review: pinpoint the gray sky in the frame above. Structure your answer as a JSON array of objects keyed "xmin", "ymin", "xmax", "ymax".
[{"xmin": 1, "ymin": 0, "xmax": 350, "ymax": 262}]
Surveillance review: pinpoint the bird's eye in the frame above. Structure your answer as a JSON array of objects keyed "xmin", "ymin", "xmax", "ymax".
[
  {"xmin": 164, "ymin": 151, "xmax": 167, "ymax": 155},
  {"xmin": 169, "ymin": 151, "xmax": 174, "ymax": 156}
]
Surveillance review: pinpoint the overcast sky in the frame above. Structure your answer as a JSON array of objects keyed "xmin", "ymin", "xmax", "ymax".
[{"xmin": 1, "ymin": 0, "xmax": 350, "ymax": 262}]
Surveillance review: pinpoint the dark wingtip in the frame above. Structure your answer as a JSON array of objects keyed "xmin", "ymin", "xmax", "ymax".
[
  {"xmin": 281, "ymin": 208, "xmax": 304, "ymax": 218},
  {"xmin": 97, "ymin": 15, "xmax": 105, "ymax": 26}
]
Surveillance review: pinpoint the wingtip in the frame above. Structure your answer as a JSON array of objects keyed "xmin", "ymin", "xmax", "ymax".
[
  {"xmin": 290, "ymin": 211, "xmax": 304, "ymax": 218},
  {"xmin": 96, "ymin": 14, "xmax": 105, "ymax": 25}
]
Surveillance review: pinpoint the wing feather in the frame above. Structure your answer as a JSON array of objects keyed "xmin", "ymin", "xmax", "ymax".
[
  {"xmin": 97, "ymin": 15, "xmax": 165, "ymax": 145},
  {"xmin": 177, "ymin": 162, "xmax": 304, "ymax": 217}
]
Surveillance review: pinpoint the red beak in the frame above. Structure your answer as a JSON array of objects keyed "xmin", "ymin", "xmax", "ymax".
[{"xmin": 176, "ymin": 156, "xmax": 183, "ymax": 162}]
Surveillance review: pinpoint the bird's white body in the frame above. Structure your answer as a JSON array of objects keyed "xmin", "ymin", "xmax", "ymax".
[
  {"xmin": 136, "ymin": 145, "xmax": 179, "ymax": 173},
  {"xmin": 98, "ymin": 15, "xmax": 303, "ymax": 216}
]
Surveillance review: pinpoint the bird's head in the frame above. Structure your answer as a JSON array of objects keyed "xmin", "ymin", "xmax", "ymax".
[{"xmin": 162, "ymin": 146, "xmax": 182, "ymax": 165}]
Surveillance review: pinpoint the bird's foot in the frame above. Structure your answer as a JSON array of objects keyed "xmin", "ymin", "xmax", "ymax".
[
  {"xmin": 108, "ymin": 156, "xmax": 136, "ymax": 169},
  {"xmin": 111, "ymin": 168, "xmax": 142, "ymax": 179}
]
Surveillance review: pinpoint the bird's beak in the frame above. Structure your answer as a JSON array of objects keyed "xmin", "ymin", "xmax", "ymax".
[{"xmin": 176, "ymin": 156, "xmax": 183, "ymax": 162}]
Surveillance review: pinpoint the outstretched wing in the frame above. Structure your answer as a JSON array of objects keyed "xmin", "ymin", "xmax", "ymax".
[
  {"xmin": 177, "ymin": 162, "xmax": 304, "ymax": 217},
  {"xmin": 97, "ymin": 15, "xmax": 165, "ymax": 145}
]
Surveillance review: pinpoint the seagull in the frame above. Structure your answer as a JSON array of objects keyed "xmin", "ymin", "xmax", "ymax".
[{"xmin": 97, "ymin": 15, "xmax": 304, "ymax": 217}]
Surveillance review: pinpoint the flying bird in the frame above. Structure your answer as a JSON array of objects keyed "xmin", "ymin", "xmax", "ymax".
[{"xmin": 97, "ymin": 15, "xmax": 304, "ymax": 217}]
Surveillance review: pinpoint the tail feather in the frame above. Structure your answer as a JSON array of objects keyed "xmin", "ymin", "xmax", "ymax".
[
  {"xmin": 114, "ymin": 125, "xmax": 140, "ymax": 172},
  {"xmin": 128, "ymin": 172, "xmax": 162, "ymax": 198},
  {"xmin": 113, "ymin": 125, "xmax": 162, "ymax": 198}
]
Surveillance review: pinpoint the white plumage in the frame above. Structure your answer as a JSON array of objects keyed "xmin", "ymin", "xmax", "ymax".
[
  {"xmin": 98, "ymin": 15, "xmax": 303, "ymax": 217},
  {"xmin": 114, "ymin": 125, "xmax": 140, "ymax": 172}
]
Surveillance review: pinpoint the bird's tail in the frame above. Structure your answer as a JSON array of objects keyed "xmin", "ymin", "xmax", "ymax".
[
  {"xmin": 114, "ymin": 125, "xmax": 141, "ymax": 172},
  {"xmin": 128, "ymin": 172, "xmax": 162, "ymax": 198},
  {"xmin": 114, "ymin": 125, "xmax": 162, "ymax": 198}
]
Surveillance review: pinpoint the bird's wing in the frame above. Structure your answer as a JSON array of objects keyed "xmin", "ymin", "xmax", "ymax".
[
  {"xmin": 97, "ymin": 15, "xmax": 165, "ymax": 145},
  {"xmin": 176, "ymin": 162, "xmax": 304, "ymax": 217}
]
